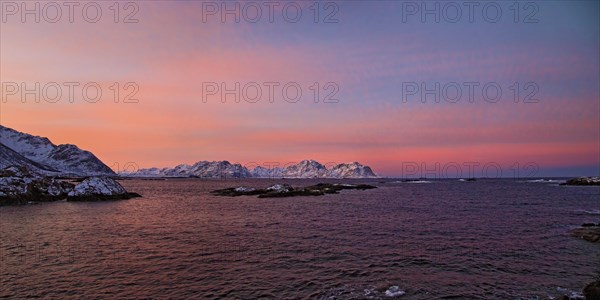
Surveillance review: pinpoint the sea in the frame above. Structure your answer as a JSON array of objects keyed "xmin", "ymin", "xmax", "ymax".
[{"xmin": 1, "ymin": 178, "xmax": 599, "ymax": 299}]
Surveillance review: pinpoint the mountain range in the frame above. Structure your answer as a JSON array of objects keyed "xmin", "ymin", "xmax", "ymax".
[
  {"xmin": 0, "ymin": 125, "xmax": 378, "ymax": 178},
  {"xmin": 124, "ymin": 160, "xmax": 378, "ymax": 178}
]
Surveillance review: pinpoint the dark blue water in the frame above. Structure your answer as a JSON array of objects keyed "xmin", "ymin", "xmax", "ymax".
[{"xmin": 1, "ymin": 179, "xmax": 598, "ymax": 299}]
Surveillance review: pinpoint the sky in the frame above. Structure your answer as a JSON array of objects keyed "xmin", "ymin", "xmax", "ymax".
[{"xmin": 1, "ymin": 0, "xmax": 599, "ymax": 177}]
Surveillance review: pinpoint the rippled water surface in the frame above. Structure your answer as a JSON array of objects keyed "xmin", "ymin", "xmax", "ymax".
[{"xmin": 1, "ymin": 179, "xmax": 599, "ymax": 299}]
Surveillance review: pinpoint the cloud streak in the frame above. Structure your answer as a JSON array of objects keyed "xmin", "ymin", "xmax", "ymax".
[{"xmin": 1, "ymin": 1, "xmax": 598, "ymax": 176}]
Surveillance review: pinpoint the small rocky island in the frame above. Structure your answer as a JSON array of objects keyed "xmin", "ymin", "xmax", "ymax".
[
  {"xmin": 0, "ymin": 166, "xmax": 141, "ymax": 205},
  {"xmin": 211, "ymin": 183, "xmax": 377, "ymax": 198},
  {"xmin": 560, "ymin": 176, "xmax": 600, "ymax": 186},
  {"xmin": 571, "ymin": 223, "xmax": 600, "ymax": 243},
  {"xmin": 67, "ymin": 177, "xmax": 142, "ymax": 201}
]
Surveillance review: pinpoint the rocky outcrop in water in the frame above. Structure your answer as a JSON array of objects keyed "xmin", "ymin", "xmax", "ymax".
[
  {"xmin": 0, "ymin": 166, "xmax": 74, "ymax": 205},
  {"xmin": 211, "ymin": 183, "xmax": 377, "ymax": 198},
  {"xmin": 560, "ymin": 177, "xmax": 600, "ymax": 186},
  {"xmin": 570, "ymin": 223, "xmax": 600, "ymax": 243},
  {"xmin": 0, "ymin": 165, "xmax": 140, "ymax": 205},
  {"xmin": 67, "ymin": 177, "xmax": 141, "ymax": 201}
]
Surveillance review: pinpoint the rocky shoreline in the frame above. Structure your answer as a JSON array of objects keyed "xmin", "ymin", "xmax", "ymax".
[
  {"xmin": 0, "ymin": 166, "xmax": 141, "ymax": 206},
  {"xmin": 560, "ymin": 177, "xmax": 600, "ymax": 186},
  {"xmin": 571, "ymin": 223, "xmax": 600, "ymax": 243},
  {"xmin": 66, "ymin": 177, "xmax": 142, "ymax": 202},
  {"xmin": 561, "ymin": 222, "xmax": 600, "ymax": 300},
  {"xmin": 211, "ymin": 183, "xmax": 377, "ymax": 198}
]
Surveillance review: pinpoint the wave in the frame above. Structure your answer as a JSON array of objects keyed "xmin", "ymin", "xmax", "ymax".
[
  {"xmin": 574, "ymin": 209, "xmax": 600, "ymax": 215},
  {"xmin": 384, "ymin": 286, "xmax": 405, "ymax": 297},
  {"xmin": 393, "ymin": 180, "xmax": 432, "ymax": 184},
  {"xmin": 526, "ymin": 179, "xmax": 561, "ymax": 183},
  {"xmin": 318, "ymin": 284, "xmax": 405, "ymax": 299},
  {"xmin": 555, "ymin": 287, "xmax": 583, "ymax": 299}
]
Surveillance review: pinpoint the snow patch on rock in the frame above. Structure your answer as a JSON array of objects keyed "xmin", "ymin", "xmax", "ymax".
[{"xmin": 68, "ymin": 177, "xmax": 127, "ymax": 197}]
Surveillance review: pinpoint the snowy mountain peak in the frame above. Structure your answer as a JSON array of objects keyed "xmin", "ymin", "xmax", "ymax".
[
  {"xmin": 327, "ymin": 162, "xmax": 377, "ymax": 178},
  {"xmin": 125, "ymin": 159, "xmax": 378, "ymax": 178},
  {"xmin": 281, "ymin": 160, "xmax": 327, "ymax": 178},
  {"xmin": 0, "ymin": 125, "xmax": 115, "ymax": 176},
  {"xmin": 0, "ymin": 125, "xmax": 56, "ymax": 162},
  {"xmin": 251, "ymin": 165, "xmax": 283, "ymax": 178},
  {"xmin": 131, "ymin": 160, "xmax": 252, "ymax": 178}
]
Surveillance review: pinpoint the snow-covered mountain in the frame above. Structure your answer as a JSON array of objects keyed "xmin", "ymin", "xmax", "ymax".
[
  {"xmin": 326, "ymin": 162, "xmax": 377, "ymax": 178},
  {"xmin": 128, "ymin": 161, "xmax": 252, "ymax": 178},
  {"xmin": 0, "ymin": 143, "xmax": 58, "ymax": 175},
  {"xmin": 281, "ymin": 160, "xmax": 328, "ymax": 178},
  {"xmin": 189, "ymin": 161, "xmax": 251, "ymax": 178},
  {"xmin": 251, "ymin": 166, "xmax": 283, "ymax": 178},
  {"xmin": 0, "ymin": 125, "xmax": 115, "ymax": 176},
  {"xmin": 125, "ymin": 160, "xmax": 378, "ymax": 178}
]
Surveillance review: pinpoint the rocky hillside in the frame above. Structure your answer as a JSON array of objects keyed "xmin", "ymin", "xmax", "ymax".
[{"xmin": 0, "ymin": 125, "xmax": 115, "ymax": 176}]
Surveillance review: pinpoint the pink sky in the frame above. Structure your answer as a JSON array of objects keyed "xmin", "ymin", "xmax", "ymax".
[{"xmin": 1, "ymin": 1, "xmax": 598, "ymax": 176}]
